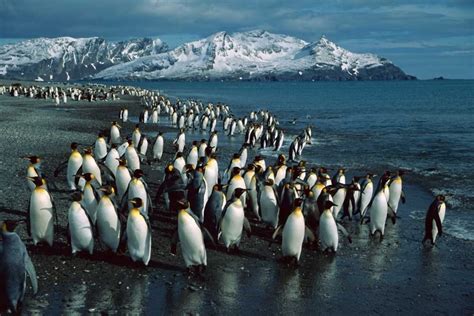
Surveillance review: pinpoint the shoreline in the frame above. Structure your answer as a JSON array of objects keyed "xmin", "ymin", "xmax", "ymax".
[{"xmin": 0, "ymin": 81, "xmax": 472, "ymax": 314}]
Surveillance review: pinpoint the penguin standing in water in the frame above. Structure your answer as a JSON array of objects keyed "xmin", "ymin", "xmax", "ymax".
[
  {"xmin": 96, "ymin": 186, "xmax": 121, "ymax": 252},
  {"xmin": 67, "ymin": 192, "xmax": 94, "ymax": 255},
  {"xmin": 422, "ymin": 195, "xmax": 446, "ymax": 245},
  {"xmin": 359, "ymin": 173, "xmax": 375, "ymax": 222},
  {"xmin": 28, "ymin": 176, "xmax": 57, "ymax": 246},
  {"xmin": 368, "ymin": 174, "xmax": 390, "ymax": 240},
  {"xmin": 0, "ymin": 220, "xmax": 38, "ymax": 314},
  {"xmin": 54, "ymin": 142, "xmax": 83, "ymax": 190},
  {"xmin": 203, "ymin": 184, "xmax": 226, "ymax": 242},
  {"xmin": 272, "ymin": 198, "xmax": 314, "ymax": 266},
  {"xmin": 219, "ymin": 188, "xmax": 252, "ymax": 252},
  {"xmin": 126, "ymin": 198, "xmax": 152, "ymax": 266},
  {"xmin": 388, "ymin": 170, "xmax": 406, "ymax": 218},
  {"xmin": 171, "ymin": 200, "xmax": 212, "ymax": 273},
  {"xmin": 319, "ymin": 201, "xmax": 339, "ymax": 253}
]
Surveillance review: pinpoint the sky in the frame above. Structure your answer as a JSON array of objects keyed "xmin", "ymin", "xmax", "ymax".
[{"xmin": 0, "ymin": 0, "xmax": 473, "ymax": 79}]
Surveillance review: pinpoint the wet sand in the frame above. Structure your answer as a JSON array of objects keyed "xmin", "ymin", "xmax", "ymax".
[{"xmin": 0, "ymin": 86, "xmax": 473, "ymax": 315}]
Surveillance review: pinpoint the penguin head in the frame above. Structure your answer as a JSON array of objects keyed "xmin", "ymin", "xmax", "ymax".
[
  {"xmin": 397, "ymin": 170, "xmax": 406, "ymax": 177},
  {"xmin": 27, "ymin": 176, "xmax": 44, "ymax": 187},
  {"xmin": 133, "ymin": 169, "xmax": 144, "ymax": 179},
  {"xmin": 192, "ymin": 140, "xmax": 198, "ymax": 146},
  {"xmin": 233, "ymin": 188, "xmax": 247, "ymax": 199},
  {"xmin": 437, "ymin": 195, "xmax": 446, "ymax": 202},
  {"xmin": 135, "ymin": 124, "xmax": 140, "ymax": 130},
  {"xmin": 246, "ymin": 164, "xmax": 255, "ymax": 171},
  {"xmin": 176, "ymin": 199, "xmax": 190, "ymax": 210},
  {"xmin": 294, "ymin": 198, "xmax": 304, "ymax": 208},
  {"xmin": 165, "ymin": 164, "xmax": 174, "ymax": 174},
  {"xmin": 200, "ymin": 139, "xmax": 207, "ymax": 144},
  {"xmin": 24, "ymin": 155, "xmax": 40, "ymax": 164},
  {"xmin": 264, "ymin": 179, "xmax": 275, "ymax": 186},
  {"xmin": 231, "ymin": 167, "xmax": 241, "ymax": 176},
  {"xmin": 98, "ymin": 132, "xmax": 104, "ymax": 139},
  {"xmin": 111, "ymin": 143, "xmax": 117, "ymax": 149},
  {"xmin": 100, "ymin": 185, "xmax": 115, "ymax": 196},
  {"xmin": 70, "ymin": 142, "xmax": 79, "ymax": 150},
  {"xmin": 117, "ymin": 158, "xmax": 127, "ymax": 166},
  {"xmin": 84, "ymin": 147, "xmax": 93, "ymax": 155},
  {"xmin": 130, "ymin": 198, "xmax": 143, "ymax": 209},
  {"xmin": 82, "ymin": 173, "xmax": 95, "ymax": 182},
  {"xmin": 71, "ymin": 191, "xmax": 83, "ymax": 202},
  {"xmin": 277, "ymin": 154, "xmax": 286, "ymax": 165},
  {"xmin": 353, "ymin": 176, "xmax": 361, "ymax": 183},
  {"xmin": 232, "ymin": 153, "xmax": 240, "ymax": 160},
  {"xmin": 1, "ymin": 220, "xmax": 21, "ymax": 233},
  {"xmin": 213, "ymin": 184, "xmax": 224, "ymax": 192},
  {"xmin": 323, "ymin": 200, "xmax": 337, "ymax": 211}
]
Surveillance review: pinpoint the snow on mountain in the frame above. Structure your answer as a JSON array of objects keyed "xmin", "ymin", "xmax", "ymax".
[
  {"xmin": 0, "ymin": 37, "xmax": 168, "ymax": 81},
  {"xmin": 95, "ymin": 30, "xmax": 415, "ymax": 81}
]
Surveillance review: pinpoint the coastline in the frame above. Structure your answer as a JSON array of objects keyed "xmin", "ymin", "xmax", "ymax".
[{"xmin": 0, "ymin": 81, "xmax": 472, "ymax": 314}]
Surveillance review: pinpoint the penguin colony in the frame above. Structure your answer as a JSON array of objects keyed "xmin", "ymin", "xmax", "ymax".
[{"xmin": 0, "ymin": 83, "xmax": 447, "ymax": 313}]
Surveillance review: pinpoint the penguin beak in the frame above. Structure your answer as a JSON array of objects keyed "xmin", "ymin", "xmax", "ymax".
[{"xmin": 26, "ymin": 176, "xmax": 35, "ymax": 182}]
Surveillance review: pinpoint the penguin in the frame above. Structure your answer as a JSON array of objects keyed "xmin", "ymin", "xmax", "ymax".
[
  {"xmin": 24, "ymin": 155, "xmax": 46, "ymax": 191},
  {"xmin": 223, "ymin": 154, "xmax": 242, "ymax": 183},
  {"xmin": 274, "ymin": 129, "xmax": 284, "ymax": 151},
  {"xmin": 115, "ymin": 158, "xmax": 132, "ymax": 201},
  {"xmin": 171, "ymin": 200, "xmax": 210, "ymax": 272},
  {"xmin": 96, "ymin": 186, "xmax": 121, "ymax": 252},
  {"xmin": 126, "ymin": 198, "xmax": 152, "ymax": 266},
  {"xmin": 219, "ymin": 188, "xmax": 251, "ymax": 251},
  {"xmin": 53, "ymin": 142, "xmax": 83, "ymax": 190},
  {"xmin": 155, "ymin": 164, "xmax": 186, "ymax": 213},
  {"xmin": 226, "ymin": 167, "xmax": 246, "ymax": 206},
  {"xmin": 27, "ymin": 176, "xmax": 56, "ymax": 246},
  {"xmin": 198, "ymin": 139, "xmax": 207, "ymax": 158},
  {"xmin": 332, "ymin": 168, "xmax": 346, "ymax": 185},
  {"xmin": 388, "ymin": 170, "xmax": 406, "ymax": 218},
  {"xmin": 422, "ymin": 195, "xmax": 446, "ymax": 245},
  {"xmin": 0, "ymin": 220, "xmax": 38, "ymax": 314},
  {"xmin": 123, "ymin": 169, "xmax": 152, "ymax": 216},
  {"xmin": 203, "ymin": 184, "xmax": 226, "ymax": 241},
  {"xmin": 67, "ymin": 192, "xmax": 94, "ymax": 255},
  {"xmin": 125, "ymin": 139, "xmax": 140, "ymax": 172},
  {"xmin": 122, "ymin": 108, "xmax": 129, "ymax": 122},
  {"xmin": 359, "ymin": 173, "xmax": 375, "ymax": 222},
  {"xmin": 238, "ymin": 143, "xmax": 248, "ymax": 169},
  {"xmin": 342, "ymin": 178, "xmax": 361, "ymax": 220},
  {"xmin": 82, "ymin": 148, "xmax": 102, "ymax": 186},
  {"xmin": 368, "ymin": 174, "xmax": 390, "ymax": 240},
  {"xmin": 204, "ymin": 153, "xmax": 219, "ymax": 197},
  {"xmin": 209, "ymin": 131, "xmax": 218, "ymax": 152},
  {"xmin": 94, "ymin": 132, "xmax": 108, "ymax": 161},
  {"xmin": 319, "ymin": 201, "xmax": 340, "ymax": 252},
  {"xmin": 278, "ymin": 182, "xmax": 296, "ymax": 227},
  {"xmin": 329, "ymin": 183, "xmax": 346, "ymax": 219},
  {"xmin": 272, "ymin": 198, "xmax": 314, "ymax": 265},
  {"xmin": 104, "ymin": 144, "xmax": 120, "ymax": 176},
  {"xmin": 109, "ymin": 121, "xmax": 121, "ymax": 145},
  {"xmin": 153, "ymin": 132, "xmax": 164, "ymax": 161},
  {"xmin": 288, "ymin": 138, "xmax": 298, "ymax": 162},
  {"xmin": 137, "ymin": 134, "xmax": 149, "ymax": 160},
  {"xmin": 259, "ymin": 179, "xmax": 280, "ymax": 229},
  {"xmin": 132, "ymin": 124, "xmax": 141, "ymax": 148},
  {"xmin": 186, "ymin": 165, "xmax": 209, "ymax": 222},
  {"xmin": 173, "ymin": 128, "xmax": 186, "ymax": 153},
  {"xmin": 186, "ymin": 141, "xmax": 199, "ymax": 167},
  {"xmin": 80, "ymin": 173, "xmax": 100, "ymax": 224}
]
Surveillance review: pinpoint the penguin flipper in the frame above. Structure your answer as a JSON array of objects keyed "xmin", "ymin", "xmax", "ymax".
[
  {"xmin": 272, "ymin": 225, "xmax": 283, "ymax": 240},
  {"xmin": 27, "ymin": 197, "xmax": 32, "ymax": 236},
  {"xmin": 243, "ymin": 217, "xmax": 252, "ymax": 238},
  {"xmin": 401, "ymin": 190, "xmax": 406, "ymax": 204},
  {"xmin": 336, "ymin": 223, "xmax": 352, "ymax": 243},
  {"xmin": 24, "ymin": 253, "xmax": 38, "ymax": 294},
  {"xmin": 387, "ymin": 205, "xmax": 397, "ymax": 224},
  {"xmin": 201, "ymin": 226, "xmax": 216, "ymax": 247},
  {"xmin": 170, "ymin": 230, "xmax": 179, "ymax": 255},
  {"xmin": 53, "ymin": 160, "xmax": 68, "ymax": 177},
  {"xmin": 98, "ymin": 162, "xmax": 116, "ymax": 183}
]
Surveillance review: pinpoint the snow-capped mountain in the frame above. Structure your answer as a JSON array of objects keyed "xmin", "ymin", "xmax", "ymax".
[
  {"xmin": 94, "ymin": 30, "xmax": 415, "ymax": 81},
  {"xmin": 0, "ymin": 37, "xmax": 168, "ymax": 81}
]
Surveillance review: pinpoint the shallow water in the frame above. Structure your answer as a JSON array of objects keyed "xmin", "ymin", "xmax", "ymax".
[{"xmin": 117, "ymin": 80, "xmax": 474, "ymax": 240}]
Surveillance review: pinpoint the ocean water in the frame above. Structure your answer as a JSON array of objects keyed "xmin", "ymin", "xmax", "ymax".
[{"xmin": 114, "ymin": 80, "xmax": 474, "ymax": 240}]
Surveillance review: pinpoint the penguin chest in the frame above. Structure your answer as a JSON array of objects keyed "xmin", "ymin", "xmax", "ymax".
[
  {"xmin": 282, "ymin": 213, "xmax": 305, "ymax": 259},
  {"xmin": 116, "ymin": 168, "xmax": 131, "ymax": 198},
  {"xmin": 67, "ymin": 152, "xmax": 83, "ymax": 187},
  {"xmin": 153, "ymin": 138, "xmax": 164, "ymax": 157},
  {"xmin": 127, "ymin": 214, "xmax": 151, "ymax": 265},
  {"xmin": 94, "ymin": 139, "xmax": 107, "ymax": 159},
  {"xmin": 260, "ymin": 187, "xmax": 279, "ymax": 227},
  {"xmin": 30, "ymin": 189, "xmax": 54, "ymax": 245},
  {"xmin": 319, "ymin": 212, "xmax": 338, "ymax": 250},
  {"xmin": 110, "ymin": 126, "xmax": 121, "ymax": 143},
  {"xmin": 332, "ymin": 189, "xmax": 346, "ymax": 218},
  {"xmin": 226, "ymin": 177, "xmax": 246, "ymax": 201},
  {"xmin": 360, "ymin": 183, "xmax": 373, "ymax": 211},
  {"xmin": 187, "ymin": 149, "xmax": 198, "ymax": 166},
  {"xmin": 83, "ymin": 157, "xmax": 101, "ymax": 184},
  {"xmin": 370, "ymin": 192, "xmax": 388, "ymax": 232},
  {"xmin": 432, "ymin": 204, "xmax": 446, "ymax": 242},
  {"xmin": 129, "ymin": 181, "xmax": 148, "ymax": 213},
  {"xmin": 126, "ymin": 148, "xmax": 140, "ymax": 171},
  {"xmin": 83, "ymin": 185, "xmax": 98, "ymax": 223},
  {"xmin": 178, "ymin": 214, "xmax": 206, "ymax": 267},
  {"xmin": 388, "ymin": 182, "xmax": 402, "ymax": 211},
  {"xmin": 105, "ymin": 150, "xmax": 120, "ymax": 176},
  {"xmin": 221, "ymin": 203, "xmax": 245, "ymax": 247},
  {"xmin": 97, "ymin": 198, "xmax": 120, "ymax": 250},
  {"xmin": 68, "ymin": 203, "xmax": 94, "ymax": 253}
]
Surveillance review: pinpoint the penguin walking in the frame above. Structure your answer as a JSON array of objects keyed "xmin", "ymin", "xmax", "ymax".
[
  {"xmin": 359, "ymin": 174, "xmax": 375, "ymax": 222},
  {"xmin": 172, "ymin": 200, "xmax": 211, "ymax": 273},
  {"xmin": 0, "ymin": 220, "xmax": 38, "ymax": 314},
  {"xmin": 259, "ymin": 179, "xmax": 280, "ymax": 229},
  {"xmin": 368, "ymin": 175, "xmax": 390, "ymax": 240},
  {"xmin": 203, "ymin": 184, "xmax": 226, "ymax": 242},
  {"xmin": 28, "ymin": 177, "xmax": 56, "ymax": 246},
  {"xmin": 388, "ymin": 170, "xmax": 406, "ymax": 219},
  {"xmin": 126, "ymin": 198, "xmax": 152, "ymax": 266},
  {"xmin": 319, "ymin": 201, "xmax": 340, "ymax": 252},
  {"xmin": 96, "ymin": 186, "xmax": 121, "ymax": 252},
  {"xmin": 219, "ymin": 188, "xmax": 251, "ymax": 252},
  {"xmin": 54, "ymin": 142, "xmax": 83, "ymax": 190},
  {"xmin": 94, "ymin": 132, "xmax": 108, "ymax": 161},
  {"xmin": 272, "ymin": 198, "xmax": 314, "ymax": 265},
  {"xmin": 186, "ymin": 166, "xmax": 208, "ymax": 222},
  {"xmin": 105, "ymin": 144, "xmax": 120, "ymax": 176},
  {"xmin": 67, "ymin": 192, "xmax": 94, "ymax": 255},
  {"xmin": 422, "ymin": 195, "xmax": 446, "ymax": 245}
]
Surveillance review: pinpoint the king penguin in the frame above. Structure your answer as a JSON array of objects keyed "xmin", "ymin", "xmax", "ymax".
[
  {"xmin": 259, "ymin": 179, "xmax": 280, "ymax": 229},
  {"xmin": 319, "ymin": 201, "xmax": 340, "ymax": 253},
  {"xmin": 368, "ymin": 174, "xmax": 390, "ymax": 240},
  {"xmin": 0, "ymin": 220, "xmax": 38, "ymax": 314},
  {"xmin": 219, "ymin": 188, "xmax": 251, "ymax": 252},
  {"xmin": 203, "ymin": 184, "xmax": 226, "ymax": 242},
  {"xmin": 422, "ymin": 195, "xmax": 446, "ymax": 245},
  {"xmin": 96, "ymin": 186, "xmax": 122, "ymax": 252},
  {"xmin": 126, "ymin": 198, "xmax": 152, "ymax": 266},
  {"xmin": 53, "ymin": 142, "xmax": 83, "ymax": 190},
  {"xmin": 28, "ymin": 176, "xmax": 56, "ymax": 246},
  {"xmin": 153, "ymin": 132, "xmax": 164, "ymax": 161},
  {"xmin": 67, "ymin": 192, "xmax": 94, "ymax": 255}
]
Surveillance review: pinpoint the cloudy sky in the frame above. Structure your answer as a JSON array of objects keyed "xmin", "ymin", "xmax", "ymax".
[{"xmin": 0, "ymin": 0, "xmax": 472, "ymax": 78}]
